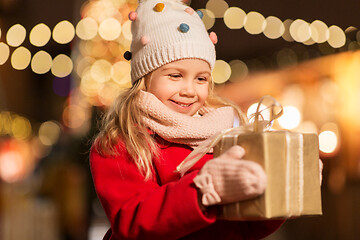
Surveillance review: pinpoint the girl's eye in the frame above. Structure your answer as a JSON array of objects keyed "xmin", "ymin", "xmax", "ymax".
[
  {"xmin": 169, "ymin": 74, "xmax": 181, "ymax": 79},
  {"xmin": 197, "ymin": 77, "xmax": 208, "ymax": 82}
]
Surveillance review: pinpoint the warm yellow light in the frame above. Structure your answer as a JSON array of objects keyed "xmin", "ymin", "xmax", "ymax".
[
  {"xmin": 98, "ymin": 83, "xmax": 121, "ymax": 106},
  {"xmin": 11, "ymin": 116, "xmax": 32, "ymax": 140},
  {"xmin": 310, "ymin": 20, "xmax": 328, "ymax": 43},
  {"xmin": 0, "ymin": 111, "xmax": 12, "ymax": 135},
  {"xmin": 229, "ymin": 59, "xmax": 248, "ymax": 82},
  {"xmin": 0, "ymin": 43, "xmax": 10, "ymax": 65},
  {"xmin": 111, "ymin": 61, "xmax": 131, "ymax": 85},
  {"xmin": 296, "ymin": 121, "xmax": 318, "ymax": 133},
  {"xmin": 82, "ymin": 40, "xmax": 108, "ymax": 58},
  {"xmin": 281, "ymin": 84, "xmax": 305, "ymax": 108},
  {"xmin": 206, "ymin": 0, "xmax": 229, "ymax": 18},
  {"xmin": 31, "ymin": 51, "xmax": 52, "ymax": 74},
  {"xmin": 121, "ymin": 20, "xmax": 132, "ymax": 41},
  {"xmin": 289, "ymin": 19, "xmax": 311, "ymax": 42},
  {"xmin": 51, "ymin": 54, "xmax": 73, "ymax": 77},
  {"xmin": 282, "ymin": 19, "xmax": 294, "ymax": 42},
  {"xmin": 29, "ymin": 23, "xmax": 51, "ymax": 47},
  {"xmin": 327, "ymin": 25, "xmax": 346, "ymax": 48},
  {"xmin": 0, "ymin": 150, "xmax": 23, "ymax": 183},
  {"xmin": 53, "ymin": 20, "xmax": 75, "ymax": 44},
  {"xmin": 247, "ymin": 103, "xmax": 270, "ymax": 121},
  {"xmin": 198, "ymin": 9, "xmax": 215, "ymax": 30},
  {"xmin": 91, "ymin": 59, "xmax": 112, "ymax": 83},
  {"xmin": 6, "ymin": 24, "xmax": 26, "ymax": 47},
  {"xmin": 244, "ymin": 11, "xmax": 266, "ymax": 35},
  {"xmin": 62, "ymin": 105, "xmax": 87, "ymax": 129},
  {"xmin": 11, "ymin": 47, "xmax": 31, "ymax": 70},
  {"xmin": 264, "ymin": 16, "xmax": 285, "ymax": 39},
  {"xmin": 319, "ymin": 130, "xmax": 338, "ymax": 153},
  {"xmin": 76, "ymin": 56, "xmax": 95, "ymax": 77},
  {"xmin": 38, "ymin": 121, "xmax": 61, "ymax": 146},
  {"xmin": 80, "ymin": 68, "xmax": 103, "ymax": 97},
  {"xmin": 212, "ymin": 60, "xmax": 231, "ymax": 84},
  {"xmin": 76, "ymin": 17, "xmax": 98, "ymax": 40},
  {"xmin": 277, "ymin": 106, "xmax": 301, "ymax": 129},
  {"xmin": 98, "ymin": 18, "xmax": 121, "ymax": 41},
  {"xmin": 223, "ymin": 7, "xmax": 246, "ymax": 29}
]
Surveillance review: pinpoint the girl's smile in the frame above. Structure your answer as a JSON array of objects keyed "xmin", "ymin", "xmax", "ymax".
[{"xmin": 146, "ymin": 59, "xmax": 211, "ymax": 116}]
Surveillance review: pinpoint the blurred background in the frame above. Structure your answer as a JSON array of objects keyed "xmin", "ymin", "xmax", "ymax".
[{"xmin": 0, "ymin": 0, "xmax": 360, "ymax": 239}]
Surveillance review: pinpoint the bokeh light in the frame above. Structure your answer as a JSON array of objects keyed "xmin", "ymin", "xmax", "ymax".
[
  {"xmin": 327, "ymin": 25, "xmax": 346, "ymax": 48},
  {"xmin": 229, "ymin": 59, "xmax": 248, "ymax": 82},
  {"xmin": 121, "ymin": 20, "xmax": 132, "ymax": 41},
  {"xmin": 310, "ymin": 20, "xmax": 329, "ymax": 43},
  {"xmin": 264, "ymin": 16, "xmax": 285, "ymax": 39},
  {"xmin": 62, "ymin": 105, "xmax": 87, "ymax": 129},
  {"xmin": 111, "ymin": 61, "xmax": 131, "ymax": 85},
  {"xmin": 282, "ymin": 19, "xmax": 294, "ymax": 42},
  {"xmin": 0, "ymin": 43, "xmax": 10, "ymax": 65},
  {"xmin": 244, "ymin": 11, "xmax": 266, "ymax": 35},
  {"xmin": 98, "ymin": 18, "xmax": 121, "ymax": 41},
  {"xmin": 11, "ymin": 47, "xmax": 31, "ymax": 70},
  {"xmin": 290, "ymin": 19, "xmax": 311, "ymax": 43},
  {"xmin": 90, "ymin": 59, "xmax": 112, "ymax": 83},
  {"xmin": 0, "ymin": 149, "xmax": 23, "ymax": 183},
  {"xmin": 319, "ymin": 130, "xmax": 338, "ymax": 153},
  {"xmin": 38, "ymin": 121, "xmax": 61, "ymax": 146},
  {"xmin": 206, "ymin": 0, "xmax": 229, "ymax": 18},
  {"xmin": 6, "ymin": 24, "xmax": 26, "ymax": 47},
  {"xmin": 51, "ymin": 54, "xmax": 73, "ymax": 77},
  {"xmin": 11, "ymin": 115, "xmax": 32, "ymax": 140},
  {"xmin": 29, "ymin": 23, "xmax": 51, "ymax": 47},
  {"xmin": 212, "ymin": 60, "xmax": 231, "ymax": 84},
  {"xmin": 223, "ymin": 7, "xmax": 246, "ymax": 29},
  {"xmin": 247, "ymin": 103, "xmax": 271, "ymax": 121},
  {"xmin": 76, "ymin": 17, "xmax": 98, "ymax": 40},
  {"xmin": 31, "ymin": 51, "xmax": 52, "ymax": 74},
  {"xmin": 277, "ymin": 106, "xmax": 302, "ymax": 129},
  {"xmin": 53, "ymin": 20, "xmax": 75, "ymax": 44},
  {"xmin": 198, "ymin": 9, "xmax": 215, "ymax": 30}
]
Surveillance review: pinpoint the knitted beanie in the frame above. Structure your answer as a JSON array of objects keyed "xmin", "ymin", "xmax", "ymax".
[{"xmin": 126, "ymin": 0, "xmax": 217, "ymax": 84}]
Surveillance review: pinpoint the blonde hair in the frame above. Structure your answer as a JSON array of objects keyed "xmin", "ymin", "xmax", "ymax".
[{"xmin": 94, "ymin": 76, "xmax": 247, "ymax": 180}]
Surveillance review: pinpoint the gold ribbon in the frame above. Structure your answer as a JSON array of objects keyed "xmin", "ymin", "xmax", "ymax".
[{"xmin": 176, "ymin": 95, "xmax": 283, "ymax": 176}]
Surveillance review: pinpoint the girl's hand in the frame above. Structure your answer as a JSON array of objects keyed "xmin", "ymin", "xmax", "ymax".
[{"xmin": 194, "ymin": 146, "xmax": 267, "ymax": 206}]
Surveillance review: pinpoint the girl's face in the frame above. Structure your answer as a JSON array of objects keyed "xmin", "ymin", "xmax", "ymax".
[{"xmin": 146, "ymin": 59, "xmax": 211, "ymax": 116}]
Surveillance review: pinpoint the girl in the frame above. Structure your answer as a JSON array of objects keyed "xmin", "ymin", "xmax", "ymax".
[{"xmin": 90, "ymin": 0, "xmax": 284, "ymax": 239}]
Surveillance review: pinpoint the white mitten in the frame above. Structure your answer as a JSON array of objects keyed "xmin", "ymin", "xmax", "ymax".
[{"xmin": 194, "ymin": 146, "xmax": 267, "ymax": 206}]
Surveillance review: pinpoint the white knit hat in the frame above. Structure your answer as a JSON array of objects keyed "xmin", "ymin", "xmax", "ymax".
[{"xmin": 125, "ymin": 0, "xmax": 217, "ymax": 84}]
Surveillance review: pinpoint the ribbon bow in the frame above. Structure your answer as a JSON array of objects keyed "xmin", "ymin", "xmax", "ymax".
[{"xmin": 176, "ymin": 95, "xmax": 283, "ymax": 176}]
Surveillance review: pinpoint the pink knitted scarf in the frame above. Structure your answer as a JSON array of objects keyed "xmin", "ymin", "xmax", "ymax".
[{"xmin": 137, "ymin": 90, "xmax": 235, "ymax": 148}]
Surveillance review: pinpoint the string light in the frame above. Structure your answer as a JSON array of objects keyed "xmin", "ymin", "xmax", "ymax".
[
  {"xmin": 31, "ymin": 50, "xmax": 52, "ymax": 74},
  {"xmin": 51, "ymin": 54, "xmax": 73, "ymax": 78},
  {"xmin": 98, "ymin": 17, "xmax": 122, "ymax": 41},
  {"xmin": 11, "ymin": 46, "xmax": 31, "ymax": 70},
  {"xmin": 0, "ymin": 43, "xmax": 10, "ymax": 65},
  {"xmin": 53, "ymin": 20, "xmax": 75, "ymax": 44},
  {"xmin": 212, "ymin": 60, "xmax": 231, "ymax": 84},
  {"xmin": 244, "ymin": 11, "xmax": 266, "ymax": 35},
  {"xmin": 223, "ymin": 7, "xmax": 246, "ymax": 29},
  {"xmin": 76, "ymin": 17, "xmax": 98, "ymax": 40},
  {"xmin": 29, "ymin": 23, "xmax": 51, "ymax": 47},
  {"xmin": 6, "ymin": 24, "xmax": 26, "ymax": 47}
]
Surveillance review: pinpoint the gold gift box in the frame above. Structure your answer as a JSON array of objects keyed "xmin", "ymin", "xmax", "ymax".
[{"xmin": 213, "ymin": 131, "xmax": 322, "ymax": 220}]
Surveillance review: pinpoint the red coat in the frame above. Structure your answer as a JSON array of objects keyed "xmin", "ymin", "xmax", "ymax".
[{"xmin": 90, "ymin": 135, "xmax": 284, "ymax": 240}]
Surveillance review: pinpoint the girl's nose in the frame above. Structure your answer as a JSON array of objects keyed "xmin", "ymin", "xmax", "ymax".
[{"xmin": 179, "ymin": 80, "xmax": 196, "ymax": 97}]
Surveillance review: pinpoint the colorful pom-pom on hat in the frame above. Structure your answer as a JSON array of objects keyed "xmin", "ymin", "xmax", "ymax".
[{"xmin": 128, "ymin": 0, "xmax": 216, "ymax": 84}]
